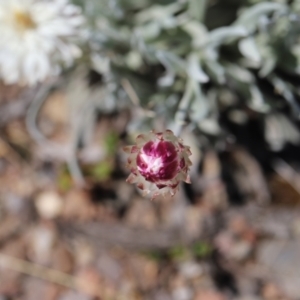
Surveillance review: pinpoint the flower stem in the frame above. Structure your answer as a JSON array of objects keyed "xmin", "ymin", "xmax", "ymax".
[{"xmin": 173, "ymin": 79, "xmax": 194, "ymax": 136}]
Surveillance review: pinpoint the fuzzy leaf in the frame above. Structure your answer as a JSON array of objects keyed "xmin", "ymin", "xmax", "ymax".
[
  {"xmin": 156, "ymin": 51, "xmax": 186, "ymax": 74},
  {"xmin": 187, "ymin": 54, "xmax": 209, "ymax": 83},
  {"xmin": 235, "ymin": 2, "xmax": 287, "ymax": 32},
  {"xmin": 208, "ymin": 26, "xmax": 248, "ymax": 47},
  {"xmin": 239, "ymin": 37, "xmax": 261, "ymax": 64}
]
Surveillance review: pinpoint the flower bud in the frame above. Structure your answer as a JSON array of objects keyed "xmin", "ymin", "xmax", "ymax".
[{"xmin": 123, "ymin": 130, "xmax": 192, "ymax": 199}]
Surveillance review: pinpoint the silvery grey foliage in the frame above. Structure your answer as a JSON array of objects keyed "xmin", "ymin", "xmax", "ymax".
[{"xmin": 71, "ymin": 0, "xmax": 300, "ymax": 150}]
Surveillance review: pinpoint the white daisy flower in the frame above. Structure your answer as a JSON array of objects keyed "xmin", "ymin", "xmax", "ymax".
[{"xmin": 0, "ymin": 0, "xmax": 85, "ymax": 85}]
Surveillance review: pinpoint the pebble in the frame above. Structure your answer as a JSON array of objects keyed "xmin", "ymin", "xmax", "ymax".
[{"xmin": 35, "ymin": 191, "xmax": 63, "ymax": 219}]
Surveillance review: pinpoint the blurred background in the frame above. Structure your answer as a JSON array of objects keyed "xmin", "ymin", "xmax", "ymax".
[{"xmin": 1, "ymin": 0, "xmax": 300, "ymax": 299}]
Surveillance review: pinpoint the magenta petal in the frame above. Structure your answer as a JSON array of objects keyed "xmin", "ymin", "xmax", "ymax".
[
  {"xmin": 142, "ymin": 141, "xmax": 155, "ymax": 156},
  {"xmin": 157, "ymin": 160, "xmax": 178, "ymax": 180},
  {"xmin": 156, "ymin": 141, "xmax": 177, "ymax": 162}
]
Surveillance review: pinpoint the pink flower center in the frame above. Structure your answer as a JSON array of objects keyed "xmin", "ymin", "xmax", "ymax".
[{"xmin": 136, "ymin": 141, "xmax": 179, "ymax": 182}]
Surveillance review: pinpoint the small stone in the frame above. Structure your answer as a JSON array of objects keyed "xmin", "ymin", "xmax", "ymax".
[
  {"xmin": 179, "ymin": 261, "xmax": 203, "ymax": 279},
  {"xmin": 28, "ymin": 224, "xmax": 56, "ymax": 265},
  {"xmin": 215, "ymin": 228, "xmax": 253, "ymax": 261},
  {"xmin": 172, "ymin": 287, "xmax": 193, "ymax": 300},
  {"xmin": 230, "ymin": 240, "xmax": 252, "ymax": 261},
  {"xmin": 35, "ymin": 191, "xmax": 63, "ymax": 219}
]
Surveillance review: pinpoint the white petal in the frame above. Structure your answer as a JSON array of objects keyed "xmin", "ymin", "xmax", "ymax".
[
  {"xmin": 23, "ymin": 51, "xmax": 51, "ymax": 84},
  {"xmin": 0, "ymin": 0, "xmax": 84, "ymax": 85}
]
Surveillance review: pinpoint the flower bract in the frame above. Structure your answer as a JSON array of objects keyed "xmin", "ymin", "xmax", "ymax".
[{"xmin": 123, "ymin": 130, "xmax": 192, "ymax": 199}]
